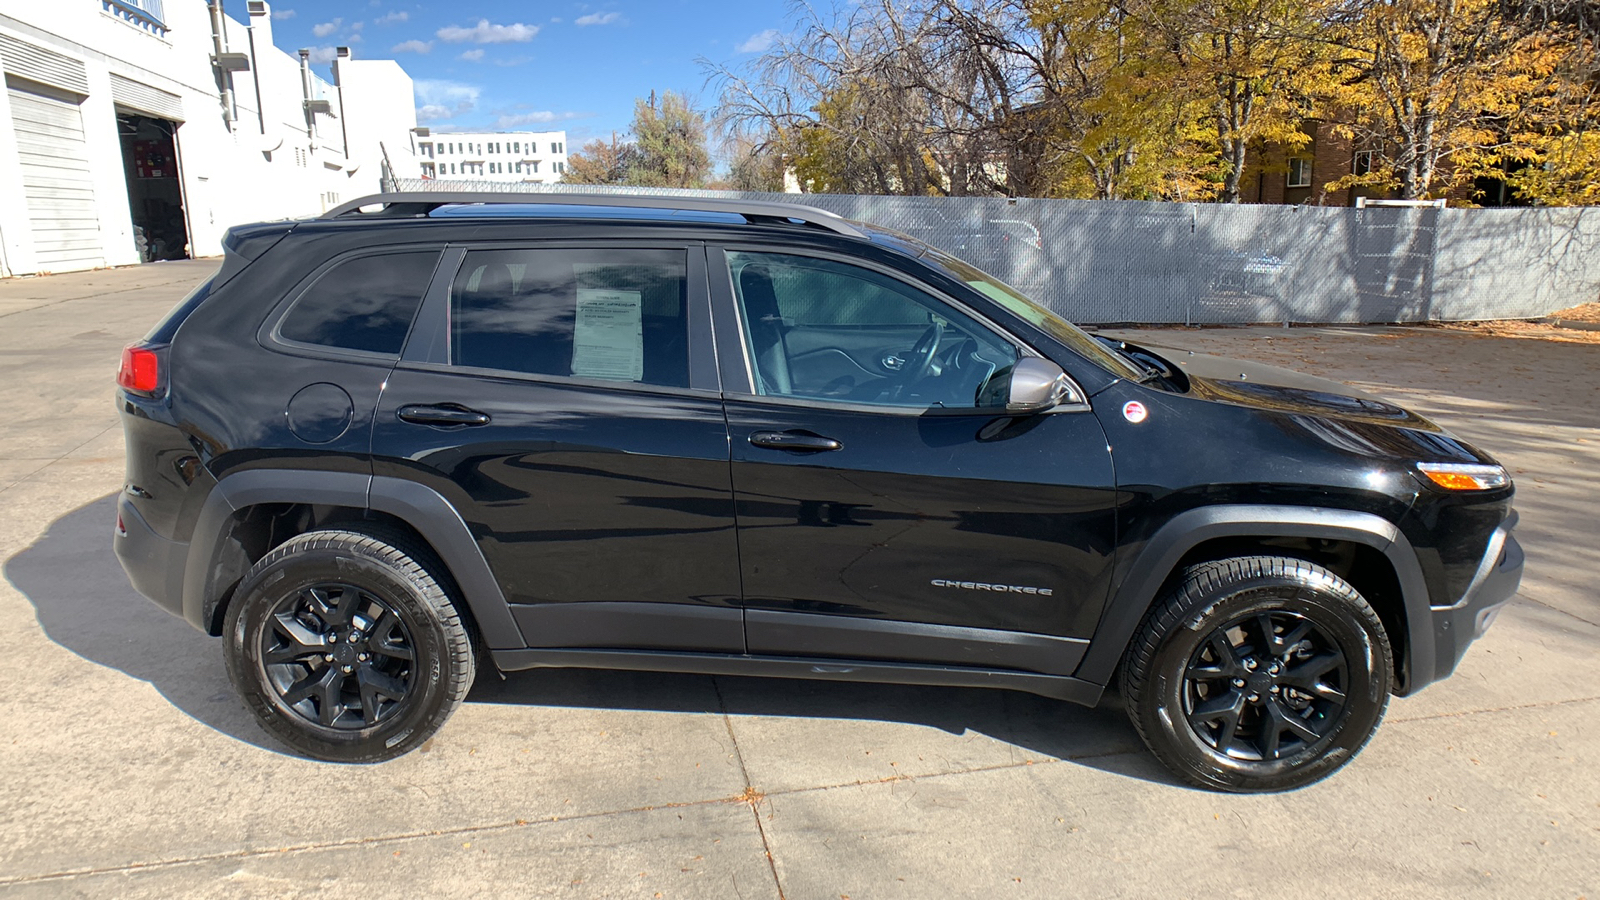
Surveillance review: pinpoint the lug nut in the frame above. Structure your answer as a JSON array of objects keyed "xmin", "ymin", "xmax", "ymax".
[
  {"xmin": 1232, "ymin": 678, "xmax": 1246, "ymax": 687},
  {"xmin": 342, "ymin": 665, "xmax": 353, "ymax": 674},
  {"xmin": 1247, "ymin": 693, "xmax": 1260, "ymax": 702},
  {"xmin": 1269, "ymin": 685, "xmax": 1280, "ymax": 694},
  {"xmin": 1244, "ymin": 659, "xmax": 1257, "ymax": 670},
  {"xmin": 324, "ymin": 654, "xmax": 335, "ymax": 662},
  {"xmin": 358, "ymin": 653, "xmax": 369, "ymax": 661}
]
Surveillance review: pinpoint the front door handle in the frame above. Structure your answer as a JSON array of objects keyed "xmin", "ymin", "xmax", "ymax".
[
  {"xmin": 397, "ymin": 404, "xmax": 491, "ymax": 427},
  {"xmin": 749, "ymin": 430, "xmax": 842, "ymax": 452}
]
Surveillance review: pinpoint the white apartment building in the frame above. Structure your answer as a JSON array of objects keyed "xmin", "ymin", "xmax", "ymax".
[
  {"xmin": 419, "ymin": 131, "xmax": 568, "ymax": 183},
  {"xmin": 0, "ymin": 1, "xmax": 422, "ymax": 277}
]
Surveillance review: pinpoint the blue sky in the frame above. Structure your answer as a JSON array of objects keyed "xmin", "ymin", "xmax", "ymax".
[{"xmin": 265, "ymin": 1, "xmax": 791, "ymax": 151}]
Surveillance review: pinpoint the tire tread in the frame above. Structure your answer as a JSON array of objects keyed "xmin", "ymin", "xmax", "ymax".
[{"xmin": 1120, "ymin": 555, "xmax": 1393, "ymax": 791}]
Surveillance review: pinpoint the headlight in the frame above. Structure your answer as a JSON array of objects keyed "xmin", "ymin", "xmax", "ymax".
[{"xmin": 1416, "ymin": 462, "xmax": 1510, "ymax": 491}]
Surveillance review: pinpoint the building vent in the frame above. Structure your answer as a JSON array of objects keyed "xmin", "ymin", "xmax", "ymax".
[
  {"xmin": 110, "ymin": 74, "xmax": 185, "ymax": 121},
  {"xmin": 0, "ymin": 34, "xmax": 90, "ymax": 95}
]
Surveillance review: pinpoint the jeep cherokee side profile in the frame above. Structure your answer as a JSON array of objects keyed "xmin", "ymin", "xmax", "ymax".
[{"xmin": 114, "ymin": 193, "xmax": 1523, "ymax": 792}]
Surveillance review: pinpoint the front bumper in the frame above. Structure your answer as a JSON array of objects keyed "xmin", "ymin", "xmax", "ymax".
[
  {"xmin": 113, "ymin": 493, "xmax": 189, "ymax": 621},
  {"xmin": 1427, "ymin": 514, "xmax": 1524, "ymax": 683}
]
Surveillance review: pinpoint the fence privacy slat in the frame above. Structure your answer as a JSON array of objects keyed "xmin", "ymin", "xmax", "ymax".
[{"xmin": 395, "ymin": 181, "xmax": 1600, "ymax": 324}]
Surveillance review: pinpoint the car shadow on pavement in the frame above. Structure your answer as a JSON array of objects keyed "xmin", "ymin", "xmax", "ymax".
[
  {"xmin": 10, "ymin": 492, "xmax": 1174, "ymax": 786},
  {"xmin": 7, "ymin": 493, "xmax": 281, "ymax": 752}
]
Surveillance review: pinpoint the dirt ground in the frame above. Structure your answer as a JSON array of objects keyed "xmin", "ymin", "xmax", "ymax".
[{"xmin": 1438, "ymin": 300, "xmax": 1600, "ymax": 344}]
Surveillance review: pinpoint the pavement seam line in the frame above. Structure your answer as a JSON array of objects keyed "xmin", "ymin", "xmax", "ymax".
[
  {"xmin": 1514, "ymin": 592, "xmax": 1600, "ymax": 629},
  {"xmin": 1390, "ymin": 693, "xmax": 1599, "ymax": 724},
  {"xmin": 0, "ymin": 743, "xmax": 1150, "ymax": 886},
  {"xmin": 0, "ymin": 276, "xmax": 204, "ymax": 321},
  {"xmin": 7, "ymin": 694, "xmax": 1585, "ymax": 886},
  {"xmin": 0, "ymin": 423, "xmax": 124, "ymax": 500},
  {"xmin": 713, "ymin": 677, "xmax": 788, "ymax": 900},
  {"xmin": 0, "ymin": 795, "xmax": 755, "ymax": 887}
]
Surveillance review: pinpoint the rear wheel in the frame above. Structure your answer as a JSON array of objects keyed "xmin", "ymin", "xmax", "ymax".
[
  {"xmin": 223, "ymin": 529, "xmax": 474, "ymax": 762},
  {"xmin": 1121, "ymin": 556, "xmax": 1392, "ymax": 792}
]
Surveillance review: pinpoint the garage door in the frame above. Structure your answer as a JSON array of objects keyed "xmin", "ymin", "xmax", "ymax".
[{"xmin": 7, "ymin": 79, "xmax": 102, "ymax": 271}]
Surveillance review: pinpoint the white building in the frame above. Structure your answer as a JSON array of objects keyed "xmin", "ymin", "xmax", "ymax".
[
  {"xmin": 419, "ymin": 131, "xmax": 568, "ymax": 184},
  {"xmin": 0, "ymin": 1, "xmax": 422, "ymax": 277}
]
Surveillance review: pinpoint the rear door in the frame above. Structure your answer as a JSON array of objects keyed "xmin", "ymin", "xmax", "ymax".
[
  {"xmin": 711, "ymin": 246, "xmax": 1119, "ymax": 676},
  {"xmin": 372, "ymin": 241, "xmax": 744, "ymax": 653}
]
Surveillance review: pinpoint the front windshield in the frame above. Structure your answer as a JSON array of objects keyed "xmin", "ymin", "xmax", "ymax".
[{"xmin": 867, "ymin": 227, "xmax": 1144, "ymax": 381}]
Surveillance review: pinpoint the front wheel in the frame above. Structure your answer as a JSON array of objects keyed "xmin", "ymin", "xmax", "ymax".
[
  {"xmin": 1121, "ymin": 556, "xmax": 1393, "ymax": 792},
  {"xmin": 223, "ymin": 529, "xmax": 475, "ymax": 762}
]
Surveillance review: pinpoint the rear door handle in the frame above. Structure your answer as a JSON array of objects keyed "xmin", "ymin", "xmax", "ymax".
[
  {"xmin": 397, "ymin": 404, "xmax": 491, "ymax": 427},
  {"xmin": 749, "ymin": 430, "xmax": 842, "ymax": 452}
]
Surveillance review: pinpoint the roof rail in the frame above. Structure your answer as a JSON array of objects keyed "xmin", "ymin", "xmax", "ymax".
[{"xmin": 319, "ymin": 191, "xmax": 869, "ymax": 239}]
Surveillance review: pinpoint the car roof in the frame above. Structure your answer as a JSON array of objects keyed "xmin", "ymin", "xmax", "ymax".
[{"xmin": 321, "ymin": 191, "xmax": 870, "ymax": 240}]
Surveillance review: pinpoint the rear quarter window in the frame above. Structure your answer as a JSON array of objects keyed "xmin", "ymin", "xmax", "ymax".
[{"xmin": 277, "ymin": 251, "xmax": 441, "ymax": 355}]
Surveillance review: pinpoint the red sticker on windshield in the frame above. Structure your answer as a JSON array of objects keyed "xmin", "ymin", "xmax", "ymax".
[{"xmin": 1122, "ymin": 401, "xmax": 1148, "ymax": 424}]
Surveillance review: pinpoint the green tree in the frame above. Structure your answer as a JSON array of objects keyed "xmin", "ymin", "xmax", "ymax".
[{"xmin": 627, "ymin": 91, "xmax": 712, "ymax": 188}]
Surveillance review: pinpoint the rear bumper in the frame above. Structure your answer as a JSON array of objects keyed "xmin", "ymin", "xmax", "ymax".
[
  {"xmin": 113, "ymin": 493, "xmax": 190, "ymax": 623},
  {"xmin": 1426, "ymin": 517, "xmax": 1524, "ymax": 685}
]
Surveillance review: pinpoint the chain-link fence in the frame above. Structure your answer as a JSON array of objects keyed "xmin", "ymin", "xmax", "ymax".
[{"xmin": 395, "ymin": 179, "xmax": 1600, "ymax": 325}]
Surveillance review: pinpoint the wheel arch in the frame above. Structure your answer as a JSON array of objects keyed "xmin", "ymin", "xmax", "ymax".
[
  {"xmin": 1075, "ymin": 505, "xmax": 1432, "ymax": 695},
  {"xmin": 182, "ymin": 469, "xmax": 525, "ymax": 650}
]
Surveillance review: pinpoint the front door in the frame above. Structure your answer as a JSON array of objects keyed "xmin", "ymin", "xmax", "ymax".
[
  {"xmin": 712, "ymin": 248, "xmax": 1118, "ymax": 676},
  {"xmin": 372, "ymin": 243, "xmax": 744, "ymax": 653}
]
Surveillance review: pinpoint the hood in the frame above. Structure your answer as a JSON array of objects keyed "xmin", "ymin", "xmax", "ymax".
[{"xmin": 1132, "ymin": 343, "xmax": 1496, "ymax": 466}]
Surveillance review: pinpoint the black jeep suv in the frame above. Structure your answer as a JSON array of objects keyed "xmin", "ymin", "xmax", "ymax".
[{"xmin": 114, "ymin": 192, "xmax": 1522, "ymax": 791}]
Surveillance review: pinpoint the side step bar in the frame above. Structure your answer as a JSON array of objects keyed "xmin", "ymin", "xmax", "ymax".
[{"xmin": 490, "ymin": 647, "xmax": 1105, "ymax": 706}]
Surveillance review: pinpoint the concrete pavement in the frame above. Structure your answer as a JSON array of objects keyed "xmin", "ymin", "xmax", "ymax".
[{"xmin": 0, "ymin": 262, "xmax": 1594, "ymax": 898}]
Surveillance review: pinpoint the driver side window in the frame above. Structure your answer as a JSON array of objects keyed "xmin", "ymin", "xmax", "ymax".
[{"xmin": 727, "ymin": 251, "xmax": 1018, "ymax": 409}]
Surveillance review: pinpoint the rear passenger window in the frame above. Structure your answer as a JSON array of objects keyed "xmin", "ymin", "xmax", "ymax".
[
  {"xmin": 278, "ymin": 251, "xmax": 439, "ymax": 355},
  {"xmin": 450, "ymin": 248, "xmax": 690, "ymax": 388}
]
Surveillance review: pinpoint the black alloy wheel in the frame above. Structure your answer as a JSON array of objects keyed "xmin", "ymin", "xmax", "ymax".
[
  {"xmin": 224, "ymin": 529, "xmax": 475, "ymax": 762},
  {"xmin": 1122, "ymin": 555, "xmax": 1392, "ymax": 792},
  {"xmin": 1182, "ymin": 610, "xmax": 1349, "ymax": 762},
  {"xmin": 259, "ymin": 582, "xmax": 417, "ymax": 730}
]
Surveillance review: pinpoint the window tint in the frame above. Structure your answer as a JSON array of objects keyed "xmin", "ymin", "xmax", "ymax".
[
  {"xmin": 727, "ymin": 251, "xmax": 1017, "ymax": 409},
  {"xmin": 279, "ymin": 251, "xmax": 439, "ymax": 355},
  {"xmin": 450, "ymin": 248, "xmax": 690, "ymax": 388}
]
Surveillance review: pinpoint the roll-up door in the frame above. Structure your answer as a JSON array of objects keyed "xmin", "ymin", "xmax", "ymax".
[
  {"xmin": 110, "ymin": 74, "xmax": 184, "ymax": 122},
  {"xmin": 6, "ymin": 78, "xmax": 102, "ymax": 271}
]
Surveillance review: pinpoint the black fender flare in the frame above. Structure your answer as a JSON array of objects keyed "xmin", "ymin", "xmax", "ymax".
[
  {"xmin": 1072, "ymin": 505, "xmax": 1431, "ymax": 693},
  {"xmin": 182, "ymin": 469, "xmax": 525, "ymax": 650}
]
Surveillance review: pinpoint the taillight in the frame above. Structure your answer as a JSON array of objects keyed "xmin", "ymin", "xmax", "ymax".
[{"xmin": 118, "ymin": 343, "xmax": 162, "ymax": 396}]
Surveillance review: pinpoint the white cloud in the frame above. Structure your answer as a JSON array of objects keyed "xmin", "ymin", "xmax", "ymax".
[
  {"xmin": 436, "ymin": 19, "xmax": 540, "ymax": 44},
  {"xmin": 312, "ymin": 18, "xmax": 342, "ymax": 37},
  {"xmin": 495, "ymin": 111, "xmax": 556, "ymax": 128},
  {"xmin": 736, "ymin": 28, "xmax": 779, "ymax": 54},
  {"xmin": 415, "ymin": 79, "xmax": 481, "ymax": 122},
  {"xmin": 271, "ymin": 8, "xmax": 296, "ymax": 20},
  {"xmin": 376, "ymin": 10, "xmax": 408, "ymax": 25},
  {"xmin": 306, "ymin": 46, "xmax": 339, "ymax": 63},
  {"xmin": 350, "ymin": 21, "xmax": 364, "ymax": 32},
  {"xmin": 459, "ymin": 49, "xmax": 485, "ymax": 61},
  {"xmin": 575, "ymin": 11, "xmax": 621, "ymax": 26},
  {"xmin": 392, "ymin": 39, "xmax": 433, "ymax": 53},
  {"xmin": 495, "ymin": 110, "xmax": 586, "ymax": 129}
]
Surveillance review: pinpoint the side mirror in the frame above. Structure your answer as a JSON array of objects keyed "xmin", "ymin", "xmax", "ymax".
[{"xmin": 1005, "ymin": 357, "xmax": 1073, "ymax": 413}]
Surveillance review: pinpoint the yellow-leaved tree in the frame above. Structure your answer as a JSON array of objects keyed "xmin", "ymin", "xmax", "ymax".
[{"xmin": 1320, "ymin": 0, "xmax": 1574, "ymax": 200}]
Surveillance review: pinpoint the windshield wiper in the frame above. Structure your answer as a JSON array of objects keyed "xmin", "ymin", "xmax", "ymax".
[{"xmin": 1094, "ymin": 336, "xmax": 1164, "ymax": 383}]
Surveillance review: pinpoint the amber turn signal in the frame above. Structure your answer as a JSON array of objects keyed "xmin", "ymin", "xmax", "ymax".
[{"xmin": 1417, "ymin": 462, "xmax": 1510, "ymax": 491}]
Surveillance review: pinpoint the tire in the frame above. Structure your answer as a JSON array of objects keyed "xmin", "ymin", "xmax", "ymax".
[
  {"xmin": 223, "ymin": 529, "xmax": 475, "ymax": 762},
  {"xmin": 1121, "ymin": 556, "xmax": 1392, "ymax": 792}
]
